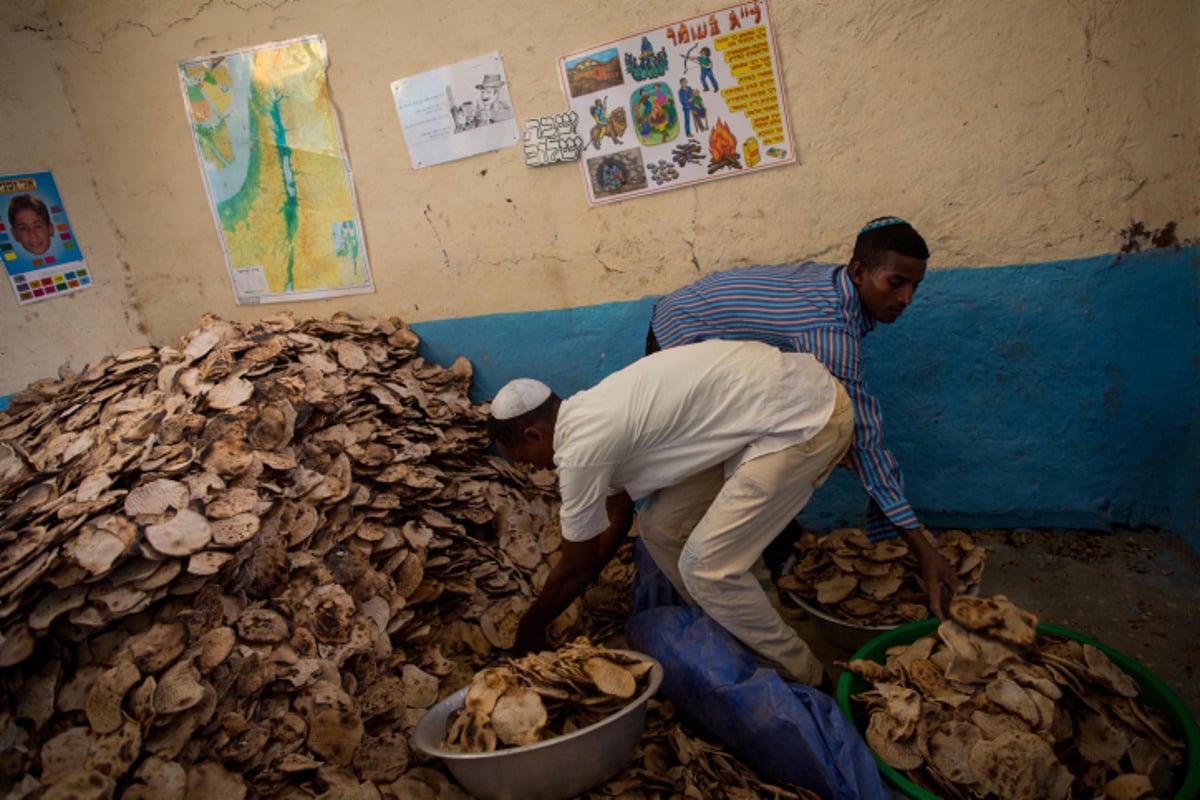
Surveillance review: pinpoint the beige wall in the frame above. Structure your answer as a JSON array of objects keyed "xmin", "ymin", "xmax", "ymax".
[{"xmin": 1, "ymin": 0, "xmax": 1196, "ymax": 393}]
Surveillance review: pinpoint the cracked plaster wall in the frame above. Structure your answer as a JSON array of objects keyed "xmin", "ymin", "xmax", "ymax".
[{"xmin": 0, "ymin": 0, "xmax": 1196, "ymax": 387}]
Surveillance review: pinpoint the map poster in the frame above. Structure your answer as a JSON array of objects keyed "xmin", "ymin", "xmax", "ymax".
[
  {"xmin": 178, "ymin": 35, "xmax": 374, "ymax": 305},
  {"xmin": 558, "ymin": 0, "xmax": 795, "ymax": 206},
  {"xmin": 391, "ymin": 52, "xmax": 520, "ymax": 169},
  {"xmin": 0, "ymin": 170, "xmax": 92, "ymax": 305}
]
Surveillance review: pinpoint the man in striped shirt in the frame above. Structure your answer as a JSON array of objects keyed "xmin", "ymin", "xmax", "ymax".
[{"xmin": 647, "ymin": 217, "xmax": 961, "ymax": 618}]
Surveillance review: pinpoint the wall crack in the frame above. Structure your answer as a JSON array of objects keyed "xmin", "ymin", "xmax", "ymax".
[{"xmin": 423, "ymin": 205, "xmax": 452, "ymax": 271}]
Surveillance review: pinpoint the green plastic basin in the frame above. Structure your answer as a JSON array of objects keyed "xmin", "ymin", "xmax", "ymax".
[{"xmin": 835, "ymin": 619, "xmax": 1200, "ymax": 800}]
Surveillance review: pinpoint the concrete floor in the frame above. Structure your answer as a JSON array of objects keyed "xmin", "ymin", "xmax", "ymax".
[{"xmin": 779, "ymin": 527, "xmax": 1200, "ymax": 723}]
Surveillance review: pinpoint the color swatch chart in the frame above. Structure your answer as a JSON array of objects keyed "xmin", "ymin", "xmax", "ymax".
[{"xmin": 7, "ymin": 266, "xmax": 92, "ymax": 303}]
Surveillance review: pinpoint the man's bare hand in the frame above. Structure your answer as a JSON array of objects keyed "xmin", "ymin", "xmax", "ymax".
[
  {"xmin": 513, "ymin": 615, "xmax": 547, "ymax": 656},
  {"xmin": 900, "ymin": 526, "xmax": 964, "ymax": 620}
]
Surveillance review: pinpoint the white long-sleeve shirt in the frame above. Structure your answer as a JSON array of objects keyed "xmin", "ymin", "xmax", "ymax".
[{"xmin": 553, "ymin": 339, "xmax": 836, "ymax": 541}]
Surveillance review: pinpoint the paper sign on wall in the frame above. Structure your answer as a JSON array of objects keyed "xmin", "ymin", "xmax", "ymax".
[
  {"xmin": 0, "ymin": 170, "xmax": 92, "ymax": 305},
  {"xmin": 523, "ymin": 112, "xmax": 585, "ymax": 167},
  {"xmin": 558, "ymin": 0, "xmax": 795, "ymax": 206},
  {"xmin": 392, "ymin": 52, "xmax": 520, "ymax": 169}
]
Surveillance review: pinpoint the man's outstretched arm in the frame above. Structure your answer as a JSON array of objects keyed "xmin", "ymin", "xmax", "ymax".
[{"xmin": 513, "ymin": 491, "xmax": 634, "ymax": 653}]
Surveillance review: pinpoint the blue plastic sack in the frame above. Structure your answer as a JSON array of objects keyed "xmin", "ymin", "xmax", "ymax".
[{"xmin": 625, "ymin": 540, "xmax": 903, "ymax": 800}]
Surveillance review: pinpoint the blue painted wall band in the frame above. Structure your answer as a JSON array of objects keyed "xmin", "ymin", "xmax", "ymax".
[
  {"xmin": 413, "ymin": 247, "xmax": 1199, "ymax": 548},
  {"xmin": 1, "ymin": 248, "xmax": 1196, "ymax": 547}
]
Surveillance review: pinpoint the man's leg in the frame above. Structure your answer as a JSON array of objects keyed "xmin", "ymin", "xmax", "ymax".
[
  {"xmin": 678, "ymin": 382, "xmax": 854, "ymax": 684},
  {"xmin": 636, "ymin": 462, "xmax": 724, "ymax": 604},
  {"xmin": 762, "ymin": 516, "xmax": 806, "ymax": 581}
]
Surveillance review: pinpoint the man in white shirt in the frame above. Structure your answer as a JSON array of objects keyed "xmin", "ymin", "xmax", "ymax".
[{"xmin": 487, "ymin": 339, "xmax": 855, "ymax": 686}]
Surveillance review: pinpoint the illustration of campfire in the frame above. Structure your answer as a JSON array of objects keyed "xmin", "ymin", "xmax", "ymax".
[{"xmin": 707, "ymin": 119, "xmax": 742, "ymax": 173}]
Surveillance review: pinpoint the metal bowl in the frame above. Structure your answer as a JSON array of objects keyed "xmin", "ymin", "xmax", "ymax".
[
  {"xmin": 410, "ymin": 650, "xmax": 663, "ymax": 800},
  {"xmin": 781, "ymin": 555, "xmax": 982, "ymax": 652},
  {"xmin": 790, "ymin": 592, "xmax": 908, "ymax": 652}
]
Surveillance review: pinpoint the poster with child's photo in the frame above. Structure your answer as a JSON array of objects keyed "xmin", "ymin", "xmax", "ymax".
[{"xmin": 0, "ymin": 171, "xmax": 91, "ymax": 304}]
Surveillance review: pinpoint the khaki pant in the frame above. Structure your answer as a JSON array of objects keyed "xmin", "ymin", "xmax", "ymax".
[{"xmin": 638, "ymin": 379, "xmax": 854, "ymax": 685}]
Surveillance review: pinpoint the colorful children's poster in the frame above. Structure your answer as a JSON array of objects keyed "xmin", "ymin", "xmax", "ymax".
[
  {"xmin": 178, "ymin": 35, "xmax": 374, "ymax": 305},
  {"xmin": 391, "ymin": 52, "xmax": 520, "ymax": 169},
  {"xmin": 0, "ymin": 171, "xmax": 92, "ymax": 305},
  {"xmin": 558, "ymin": 0, "xmax": 795, "ymax": 206}
]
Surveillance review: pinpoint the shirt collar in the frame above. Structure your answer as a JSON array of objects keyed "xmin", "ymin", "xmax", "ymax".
[{"xmin": 834, "ymin": 264, "xmax": 875, "ymax": 337}]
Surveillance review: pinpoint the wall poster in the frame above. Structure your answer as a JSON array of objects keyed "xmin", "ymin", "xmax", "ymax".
[
  {"xmin": 558, "ymin": 0, "xmax": 795, "ymax": 206},
  {"xmin": 0, "ymin": 171, "xmax": 92, "ymax": 305},
  {"xmin": 178, "ymin": 35, "xmax": 374, "ymax": 305},
  {"xmin": 391, "ymin": 52, "xmax": 520, "ymax": 169}
]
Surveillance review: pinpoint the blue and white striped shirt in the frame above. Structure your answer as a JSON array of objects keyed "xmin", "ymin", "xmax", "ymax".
[{"xmin": 649, "ymin": 261, "xmax": 918, "ymax": 540}]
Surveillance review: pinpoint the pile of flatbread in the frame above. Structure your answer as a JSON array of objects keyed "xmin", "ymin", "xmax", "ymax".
[{"xmin": 842, "ymin": 595, "xmax": 1186, "ymax": 799}]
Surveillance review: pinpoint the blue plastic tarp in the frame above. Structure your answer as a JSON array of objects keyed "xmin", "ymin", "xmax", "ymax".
[{"xmin": 624, "ymin": 540, "xmax": 903, "ymax": 800}]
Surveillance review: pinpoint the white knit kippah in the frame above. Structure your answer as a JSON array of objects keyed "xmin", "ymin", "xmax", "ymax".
[{"xmin": 490, "ymin": 378, "xmax": 552, "ymax": 420}]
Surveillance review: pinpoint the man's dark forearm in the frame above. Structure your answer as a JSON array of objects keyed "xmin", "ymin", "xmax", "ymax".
[
  {"xmin": 519, "ymin": 493, "xmax": 635, "ymax": 645},
  {"xmin": 522, "ymin": 551, "xmax": 598, "ymax": 632}
]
